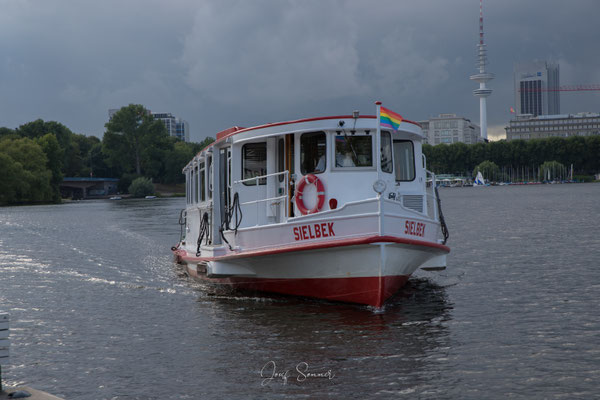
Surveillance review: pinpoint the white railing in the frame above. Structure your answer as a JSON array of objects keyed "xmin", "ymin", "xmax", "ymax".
[
  {"xmin": 425, "ymin": 169, "xmax": 439, "ymax": 222},
  {"xmin": 233, "ymin": 171, "xmax": 289, "ymax": 226}
]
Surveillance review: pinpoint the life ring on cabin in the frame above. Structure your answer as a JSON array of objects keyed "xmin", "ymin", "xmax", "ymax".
[{"xmin": 295, "ymin": 174, "xmax": 325, "ymax": 215}]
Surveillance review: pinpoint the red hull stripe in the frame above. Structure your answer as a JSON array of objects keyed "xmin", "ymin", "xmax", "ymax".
[
  {"xmin": 203, "ymin": 275, "xmax": 410, "ymax": 308},
  {"xmin": 176, "ymin": 235, "xmax": 450, "ymax": 263}
]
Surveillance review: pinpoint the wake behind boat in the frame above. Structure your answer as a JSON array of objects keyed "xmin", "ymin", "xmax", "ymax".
[{"xmin": 172, "ymin": 102, "xmax": 450, "ymax": 308}]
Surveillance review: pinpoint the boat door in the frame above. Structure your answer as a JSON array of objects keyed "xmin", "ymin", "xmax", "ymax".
[
  {"xmin": 219, "ymin": 147, "xmax": 231, "ymax": 229},
  {"xmin": 278, "ymin": 135, "xmax": 294, "ymax": 218}
]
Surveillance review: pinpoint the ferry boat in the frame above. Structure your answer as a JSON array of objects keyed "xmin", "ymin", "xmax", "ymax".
[{"xmin": 172, "ymin": 102, "xmax": 450, "ymax": 308}]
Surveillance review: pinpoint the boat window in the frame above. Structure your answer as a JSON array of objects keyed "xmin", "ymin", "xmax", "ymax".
[
  {"xmin": 199, "ymin": 161, "xmax": 205, "ymax": 201},
  {"xmin": 278, "ymin": 138, "xmax": 285, "ymax": 182},
  {"xmin": 393, "ymin": 140, "xmax": 415, "ymax": 181},
  {"xmin": 300, "ymin": 131, "xmax": 326, "ymax": 174},
  {"xmin": 186, "ymin": 170, "xmax": 190, "ymax": 204},
  {"xmin": 335, "ymin": 134, "xmax": 372, "ymax": 167},
  {"xmin": 227, "ymin": 148, "xmax": 232, "ymax": 191},
  {"xmin": 381, "ymin": 131, "xmax": 393, "ymax": 173},
  {"xmin": 242, "ymin": 142, "xmax": 267, "ymax": 185},
  {"xmin": 189, "ymin": 168, "xmax": 194, "ymax": 203},
  {"xmin": 207, "ymin": 156, "xmax": 212, "ymax": 200},
  {"xmin": 193, "ymin": 165, "xmax": 198, "ymax": 203}
]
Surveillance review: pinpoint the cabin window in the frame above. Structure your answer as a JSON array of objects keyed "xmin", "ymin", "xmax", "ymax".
[
  {"xmin": 227, "ymin": 148, "xmax": 232, "ymax": 191},
  {"xmin": 186, "ymin": 170, "xmax": 190, "ymax": 204},
  {"xmin": 381, "ymin": 131, "xmax": 393, "ymax": 173},
  {"xmin": 189, "ymin": 169, "xmax": 195, "ymax": 203},
  {"xmin": 393, "ymin": 140, "xmax": 415, "ymax": 181},
  {"xmin": 199, "ymin": 161, "xmax": 206, "ymax": 201},
  {"xmin": 193, "ymin": 165, "xmax": 199, "ymax": 203},
  {"xmin": 300, "ymin": 131, "xmax": 326, "ymax": 174},
  {"xmin": 278, "ymin": 138, "xmax": 285, "ymax": 182},
  {"xmin": 242, "ymin": 143, "xmax": 267, "ymax": 185},
  {"xmin": 334, "ymin": 135, "xmax": 373, "ymax": 167},
  {"xmin": 207, "ymin": 156, "xmax": 212, "ymax": 200}
]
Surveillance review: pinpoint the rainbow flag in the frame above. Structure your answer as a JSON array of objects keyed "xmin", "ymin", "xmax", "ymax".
[{"xmin": 380, "ymin": 106, "xmax": 403, "ymax": 131}]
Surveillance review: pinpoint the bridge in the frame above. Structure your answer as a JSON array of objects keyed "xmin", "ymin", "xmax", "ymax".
[{"xmin": 60, "ymin": 177, "xmax": 119, "ymax": 199}]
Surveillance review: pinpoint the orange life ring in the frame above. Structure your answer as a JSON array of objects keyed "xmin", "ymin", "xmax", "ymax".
[{"xmin": 295, "ymin": 174, "xmax": 326, "ymax": 215}]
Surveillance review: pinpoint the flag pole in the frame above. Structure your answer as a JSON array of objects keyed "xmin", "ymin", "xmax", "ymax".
[{"xmin": 375, "ymin": 101, "xmax": 382, "ymax": 179}]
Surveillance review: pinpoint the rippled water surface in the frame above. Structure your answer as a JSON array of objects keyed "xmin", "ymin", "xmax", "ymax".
[{"xmin": 1, "ymin": 184, "xmax": 599, "ymax": 399}]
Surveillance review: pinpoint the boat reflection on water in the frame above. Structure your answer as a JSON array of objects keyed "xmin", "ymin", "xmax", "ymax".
[{"xmin": 179, "ymin": 267, "xmax": 453, "ymax": 393}]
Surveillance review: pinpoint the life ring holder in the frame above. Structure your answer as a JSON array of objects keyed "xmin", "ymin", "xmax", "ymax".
[{"xmin": 295, "ymin": 174, "xmax": 325, "ymax": 215}]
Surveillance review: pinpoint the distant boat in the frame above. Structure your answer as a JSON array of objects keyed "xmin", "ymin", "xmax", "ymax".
[
  {"xmin": 473, "ymin": 171, "xmax": 485, "ymax": 186},
  {"xmin": 109, "ymin": 196, "xmax": 122, "ymax": 200},
  {"xmin": 145, "ymin": 195, "xmax": 157, "ymax": 199}
]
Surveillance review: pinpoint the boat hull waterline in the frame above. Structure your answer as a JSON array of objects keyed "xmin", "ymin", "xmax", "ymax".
[{"xmin": 175, "ymin": 236, "xmax": 449, "ymax": 308}]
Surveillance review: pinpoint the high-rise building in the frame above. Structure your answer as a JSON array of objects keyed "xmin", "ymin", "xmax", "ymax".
[
  {"xmin": 420, "ymin": 114, "xmax": 481, "ymax": 145},
  {"xmin": 514, "ymin": 61, "xmax": 560, "ymax": 116},
  {"xmin": 152, "ymin": 112, "xmax": 190, "ymax": 142},
  {"xmin": 175, "ymin": 120, "xmax": 190, "ymax": 142}
]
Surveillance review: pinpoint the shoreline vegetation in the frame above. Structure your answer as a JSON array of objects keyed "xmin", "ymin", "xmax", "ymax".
[
  {"xmin": 423, "ymin": 137, "xmax": 600, "ymax": 183},
  {"xmin": 0, "ymin": 105, "xmax": 212, "ymax": 206},
  {"xmin": 2, "ymin": 105, "xmax": 599, "ymax": 206}
]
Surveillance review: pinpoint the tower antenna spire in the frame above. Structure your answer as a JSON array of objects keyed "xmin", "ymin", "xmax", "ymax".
[{"xmin": 470, "ymin": 0, "xmax": 494, "ymax": 140}]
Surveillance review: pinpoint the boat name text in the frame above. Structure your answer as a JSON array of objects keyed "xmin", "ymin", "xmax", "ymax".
[
  {"xmin": 293, "ymin": 222, "xmax": 335, "ymax": 241},
  {"xmin": 405, "ymin": 220, "xmax": 425, "ymax": 237}
]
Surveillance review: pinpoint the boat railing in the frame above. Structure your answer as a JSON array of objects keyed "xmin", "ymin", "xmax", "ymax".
[
  {"xmin": 233, "ymin": 171, "xmax": 289, "ymax": 226},
  {"xmin": 425, "ymin": 169, "xmax": 439, "ymax": 222},
  {"xmin": 425, "ymin": 170, "xmax": 449, "ymax": 244}
]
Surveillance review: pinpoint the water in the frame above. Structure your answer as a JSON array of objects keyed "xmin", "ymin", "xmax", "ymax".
[{"xmin": 0, "ymin": 184, "xmax": 599, "ymax": 399}]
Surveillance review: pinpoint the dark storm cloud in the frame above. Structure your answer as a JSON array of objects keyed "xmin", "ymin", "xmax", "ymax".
[{"xmin": 1, "ymin": 0, "xmax": 598, "ymax": 141}]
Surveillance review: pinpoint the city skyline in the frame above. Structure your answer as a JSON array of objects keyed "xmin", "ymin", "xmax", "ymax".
[{"xmin": 1, "ymin": 0, "xmax": 599, "ymax": 142}]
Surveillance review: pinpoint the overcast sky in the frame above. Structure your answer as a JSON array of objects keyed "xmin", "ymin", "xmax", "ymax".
[{"xmin": 1, "ymin": 0, "xmax": 599, "ymax": 142}]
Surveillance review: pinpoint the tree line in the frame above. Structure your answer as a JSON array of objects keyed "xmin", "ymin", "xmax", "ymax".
[
  {"xmin": 423, "ymin": 136, "xmax": 600, "ymax": 180},
  {"xmin": 0, "ymin": 104, "xmax": 214, "ymax": 205}
]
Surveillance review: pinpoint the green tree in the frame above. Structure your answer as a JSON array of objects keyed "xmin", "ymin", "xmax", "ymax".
[
  {"xmin": 163, "ymin": 141, "xmax": 196, "ymax": 183},
  {"xmin": 584, "ymin": 136, "xmax": 600, "ymax": 173},
  {"xmin": 89, "ymin": 142, "xmax": 111, "ymax": 177},
  {"xmin": 0, "ymin": 137, "xmax": 53, "ymax": 203},
  {"xmin": 16, "ymin": 120, "xmax": 76, "ymax": 171},
  {"xmin": 197, "ymin": 136, "xmax": 215, "ymax": 151},
  {"xmin": 37, "ymin": 133, "xmax": 64, "ymax": 202},
  {"xmin": 0, "ymin": 127, "xmax": 17, "ymax": 140},
  {"xmin": 103, "ymin": 104, "xmax": 169, "ymax": 176},
  {"xmin": 539, "ymin": 161, "xmax": 566, "ymax": 181},
  {"xmin": 473, "ymin": 160, "xmax": 500, "ymax": 182},
  {"xmin": 0, "ymin": 152, "xmax": 26, "ymax": 204},
  {"xmin": 128, "ymin": 177, "xmax": 155, "ymax": 198}
]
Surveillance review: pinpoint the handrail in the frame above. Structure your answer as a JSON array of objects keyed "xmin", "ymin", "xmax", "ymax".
[
  {"xmin": 232, "ymin": 170, "xmax": 290, "ymax": 225},
  {"xmin": 233, "ymin": 170, "xmax": 289, "ymax": 185},
  {"xmin": 426, "ymin": 169, "xmax": 438, "ymax": 222},
  {"xmin": 238, "ymin": 195, "xmax": 287, "ymax": 206}
]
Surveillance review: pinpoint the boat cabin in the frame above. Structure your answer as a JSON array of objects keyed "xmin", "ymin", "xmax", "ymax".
[{"xmin": 182, "ymin": 111, "xmax": 431, "ymax": 249}]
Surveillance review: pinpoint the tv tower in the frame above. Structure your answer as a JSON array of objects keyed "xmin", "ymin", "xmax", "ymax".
[{"xmin": 470, "ymin": 0, "xmax": 494, "ymax": 141}]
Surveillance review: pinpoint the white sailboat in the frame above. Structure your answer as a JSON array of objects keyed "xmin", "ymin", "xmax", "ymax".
[{"xmin": 473, "ymin": 171, "xmax": 485, "ymax": 186}]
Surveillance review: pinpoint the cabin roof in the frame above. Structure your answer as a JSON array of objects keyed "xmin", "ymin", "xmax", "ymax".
[{"xmin": 201, "ymin": 115, "xmax": 421, "ymax": 155}]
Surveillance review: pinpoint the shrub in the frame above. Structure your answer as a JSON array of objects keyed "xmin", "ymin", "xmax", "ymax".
[
  {"xmin": 573, "ymin": 175, "xmax": 593, "ymax": 183},
  {"xmin": 128, "ymin": 177, "xmax": 155, "ymax": 198}
]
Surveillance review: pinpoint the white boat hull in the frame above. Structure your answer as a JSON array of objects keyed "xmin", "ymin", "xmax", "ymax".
[{"xmin": 176, "ymin": 235, "xmax": 447, "ymax": 307}]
